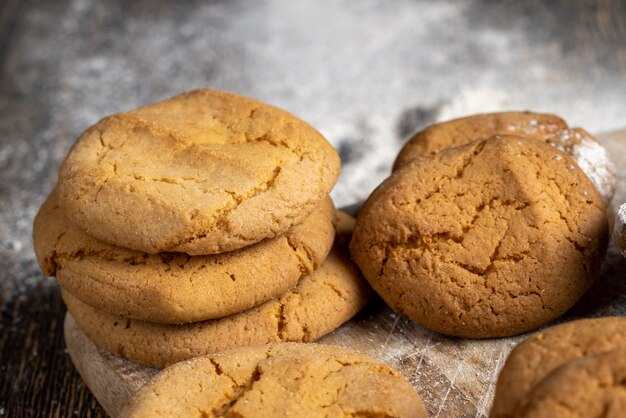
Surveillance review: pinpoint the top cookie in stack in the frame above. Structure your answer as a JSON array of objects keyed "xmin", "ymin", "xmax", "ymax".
[{"xmin": 56, "ymin": 89, "xmax": 340, "ymax": 255}]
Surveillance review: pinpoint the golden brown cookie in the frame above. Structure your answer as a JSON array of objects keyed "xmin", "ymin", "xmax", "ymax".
[
  {"xmin": 351, "ymin": 136, "xmax": 608, "ymax": 338},
  {"xmin": 394, "ymin": 112, "xmax": 566, "ymax": 166},
  {"xmin": 491, "ymin": 317, "xmax": 626, "ymax": 418},
  {"xmin": 34, "ymin": 190, "xmax": 335, "ymax": 324},
  {"xmin": 57, "ymin": 89, "xmax": 340, "ymax": 255},
  {"xmin": 394, "ymin": 112, "xmax": 616, "ymax": 205},
  {"xmin": 63, "ymin": 242, "xmax": 371, "ymax": 368},
  {"xmin": 615, "ymin": 203, "xmax": 626, "ymax": 258},
  {"xmin": 518, "ymin": 348, "xmax": 626, "ymax": 418},
  {"xmin": 118, "ymin": 343, "xmax": 427, "ymax": 418}
]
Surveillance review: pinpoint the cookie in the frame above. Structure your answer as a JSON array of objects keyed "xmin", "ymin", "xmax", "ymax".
[
  {"xmin": 57, "ymin": 89, "xmax": 340, "ymax": 255},
  {"xmin": 491, "ymin": 317, "xmax": 626, "ymax": 418},
  {"xmin": 34, "ymin": 190, "xmax": 336, "ymax": 324},
  {"xmin": 519, "ymin": 348, "xmax": 626, "ymax": 418},
  {"xmin": 615, "ymin": 203, "xmax": 626, "ymax": 257},
  {"xmin": 394, "ymin": 112, "xmax": 616, "ymax": 205},
  {"xmin": 351, "ymin": 136, "xmax": 608, "ymax": 338},
  {"xmin": 63, "ymin": 242, "xmax": 371, "ymax": 368},
  {"xmin": 118, "ymin": 343, "xmax": 427, "ymax": 418},
  {"xmin": 394, "ymin": 111, "xmax": 566, "ymax": 165}
]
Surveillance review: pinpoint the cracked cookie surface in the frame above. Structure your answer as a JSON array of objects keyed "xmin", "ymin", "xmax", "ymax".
[
  {"xmin": 118, "ymin": 343, "xmax": 427, "ymax": 418},
  {"xmin": 57, "ymin": 89, "xmax": 340, "ymax": 255},
  {"xmin": 63, "ymin": 240, "xmax": 371, "ymax": 368},
  {"xmin": 34, "ymin": 189, "xmax": 335, "ymax": 324},
  {"xmin": 517, "ymin": 348, "xmax": 626, "ymax": 418},
  {"xmin": 351, "ymin": 136, "xmax": 608, "ymax": 338},
  {"xmin": 393, "ymin": 112, "xmax": 616, "ymax": 205},
  {"xmin": 491, "ymin": 317, "xmax": 626, "ymax": 418}
]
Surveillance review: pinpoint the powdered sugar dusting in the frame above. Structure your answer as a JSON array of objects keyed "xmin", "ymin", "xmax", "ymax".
[
  {"xmin": 550, "ymin": 129, "xmax": 616, "ymax": 205},
  {"xmin": 570, "ymin": 138, "xmax": 616, "ymax": 206},
  {"xmin": 616, "ymin": 204, "xmax": 626, "ymax": 257}
]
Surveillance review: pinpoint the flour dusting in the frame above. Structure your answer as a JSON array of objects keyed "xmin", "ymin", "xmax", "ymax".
[
  {"xmin": 616, "ymin": 204, "xmax": 626, "ymax": 257},
  {"xmin": 550, "ymin": 129, "xmax": 616, "ymax": 205},
  {"xmin": 571, "ymin": 139, "xmax": 615, "ymax": 204}
]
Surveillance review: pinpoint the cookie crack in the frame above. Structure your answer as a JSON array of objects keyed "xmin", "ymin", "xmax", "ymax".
[
  {"xmin": 373, "ymin": 194, "xmax": 552, "ymax": 319},
  {"xmin": 276, "ymin": 303, "xmax": 287, "ymax": 340},
  {"xmin": 378, "ymin": 196, "xmax": 533, "ymax": 277},
  {"xmin": 208, "ymin": 358, "xmax": 230, "ymax": 380},
  {"xmin": 252, "ymin": 108, "xmax": 319, "ymax": 163},
  {"xmin": 95, "ymin": 127, "xmax": 118, "ymax": 163},
  {"xmin": 453, "ymin": 139, "xmax": 487, "ymax": 179},
  {"xmin": 321, "ymin": 280, "xmax": 346, "ymax": 300},
  {"xmin": 185, "ymin": 196, "xmax": 321, "ymax": 252},
  {"xmin": 285, "ymin": 236, "xmax": 316, "ymax": 275},
  {"xmin": 126, "ymin": 174, "xmax": 218, "ymax": 191},
  {"xmin": 169, "ymin": 165, "xmax": 285, "ymax": 249},
  {"xmin": 316, "ymin": 360, "xmax": 397, "ymax": 415},
  {"xmin": 93, "ymin": 165, "xmax": 117, "ymax": 203},
  {"xmin": 403, "ymin": 140, "xmax": 488, "ymax": 210},
  {"xmin": 218, "ymin": 366, "xmax": 262, "ymax": 415},
  {"xmin": 243, "ymin": 108, "xmax": 305, "ymax": 161},
  {"xmin": 87, "ymin": 110, "xmax": 319, "ymax": 252},
  {"xmin": 209, "ymin": 360, "xmax": 262, "ymax": 418},
  {"xmin": 43, "ymin": 229, "xmax": 67, "ymax": 275},
  {"xmin": 46, "ymin": 245, "xmax": 151, "ymax": 274}
]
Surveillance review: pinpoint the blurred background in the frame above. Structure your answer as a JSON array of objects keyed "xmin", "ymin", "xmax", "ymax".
[{"xmin": 1, "ymin": 0, "xmax": 625, "ymax": 416}]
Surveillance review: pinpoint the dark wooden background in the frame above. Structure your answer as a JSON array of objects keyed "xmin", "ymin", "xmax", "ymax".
[{"xmin": 1, "ymin": 0, "xmax": 626, "ymax": 416}]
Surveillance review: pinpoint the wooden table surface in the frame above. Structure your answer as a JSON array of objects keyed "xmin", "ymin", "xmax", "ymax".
[{"xmin": 1, "ymin": 1, "xmax": 626, "ymax": 417}]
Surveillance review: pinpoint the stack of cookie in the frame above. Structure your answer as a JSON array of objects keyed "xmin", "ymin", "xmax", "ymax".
[
  {"xmin": 491, "ymin": 317, "xmax": 626, "ymax": 417},
  {"xmin": 351, "ymin": 112, "xmax": 612, "ymax": 338},
  {"xmin": 33, "ymin": 89, "xmax": 371, "ymax": 368}
]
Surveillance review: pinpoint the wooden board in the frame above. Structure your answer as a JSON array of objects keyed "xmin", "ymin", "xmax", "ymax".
[{"xmin": 64, "ymin": 130, "xmax": 626, "ymax": 418}]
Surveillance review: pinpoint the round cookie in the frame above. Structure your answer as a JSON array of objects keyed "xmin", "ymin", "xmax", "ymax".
[
  {"xmin": 491, "ymin": 317, "xmax": 626, "ymax": 418},
  {"xmin": 393, "ymin": 111, "xmax": 566, "ymax": 166},
  {"xmin": 57, "ymin": 89, "xmax": 340, "ymax": 255},
  {"xmin": 519, "ymin": 349, "xmax": 626, "ymax": 418},
  {"xmin": 118, "ymin": 343, "xmax": 427, "ymax": 418},
  {"xmin": 393, "ymin": 112, "xmax": 616, "ymax": 205},
  {"xmin": 351, "ymin": 136, "xmax": 609, "ymax": 338},
  {"xmin": 615, "ymin": 203, "xmax": 626, "ymax": 258},
  {"xmin": 63, "ymin": 242, "xmax": 371, "ymax": 368},
  {"xmin": 34, "ymin": 190, "xmax": 336, "ymax": 324}
]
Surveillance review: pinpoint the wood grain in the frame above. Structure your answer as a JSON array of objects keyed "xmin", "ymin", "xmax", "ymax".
[{"xmin": 63, "ymin": 131, "xmax": 626, "ymax": 418}]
